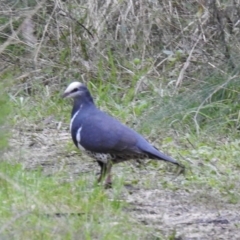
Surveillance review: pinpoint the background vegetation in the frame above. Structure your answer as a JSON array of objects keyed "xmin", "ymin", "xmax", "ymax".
[{"xmin": 1, "ymin": 0, "xmax": 240, "ymax": 239}]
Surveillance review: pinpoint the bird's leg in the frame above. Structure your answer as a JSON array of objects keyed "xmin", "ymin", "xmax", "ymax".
[
  {"xmin": 97, "ymin": 160, "xmax": 113, "ymax": 188},
  {"xmin": 104, "ymin": 162, "xmax": 113, "ymax": 188},
  {"xmin": 97, "ymin": 161, "xmax": 105, "ymax": 182}
]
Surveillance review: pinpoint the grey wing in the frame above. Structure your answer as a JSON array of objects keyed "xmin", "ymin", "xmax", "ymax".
[{"xmin": 79, "ymin": 111, "xmax": 140, "ymax": 153}]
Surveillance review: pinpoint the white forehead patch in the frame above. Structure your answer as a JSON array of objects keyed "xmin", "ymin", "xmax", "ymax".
[{"xmin": 64, "ymin": 82, "xmax": 83, "ymax": 94}]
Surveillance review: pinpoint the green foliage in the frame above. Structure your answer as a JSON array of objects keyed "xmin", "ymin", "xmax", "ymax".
[
  {"xmin": 143, "ymin": 70, "xmax": 240, "ymax": 135},
  {"xmin": 6, "ymin": 43, "xmax": 26, "ymax": 56}
]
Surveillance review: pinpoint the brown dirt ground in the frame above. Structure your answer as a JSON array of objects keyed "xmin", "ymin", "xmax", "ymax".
[{"xmin": 6, "ymin": 125, "xmax": 240, "ymax": 240}]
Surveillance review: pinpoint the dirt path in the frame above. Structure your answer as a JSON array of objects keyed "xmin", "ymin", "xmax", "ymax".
[
  {"xmin": 126, "ymin": 189, "xmax": 240, "ymax": 239},
  {"xmin": 7, "ymin": 127, "xmax": 240, "ymax": 240}
]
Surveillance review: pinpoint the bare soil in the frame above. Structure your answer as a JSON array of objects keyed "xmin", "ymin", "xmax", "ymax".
[{"xmin": 7, "ymin": 125, "xmax": 240, "ymax": 240}]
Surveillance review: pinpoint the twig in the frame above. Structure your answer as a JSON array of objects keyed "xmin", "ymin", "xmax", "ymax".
[
  {"xmin": 175, "ymin": 34, "xmax": 201, "ymax": 88},
  {"xmin": 58, "ymin": 8, "xmax": 94, "ymax": 38},
  {"xmin": 33, "ymin": 3, "xmax": 58, "ymax": 64}
]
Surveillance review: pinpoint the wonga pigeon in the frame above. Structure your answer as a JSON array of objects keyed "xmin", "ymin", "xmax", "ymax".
[{"xmin": 62, "ymin": 82, "xmax": 184, "ymax": 186}]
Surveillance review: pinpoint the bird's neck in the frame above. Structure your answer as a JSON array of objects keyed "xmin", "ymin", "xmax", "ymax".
[{"xmin": 71, "ymin": 94, "xmax": 95, "ymax": 117}]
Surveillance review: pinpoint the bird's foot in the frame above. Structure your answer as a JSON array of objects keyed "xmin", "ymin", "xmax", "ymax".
[
  {"xmin": 104, "ymin": 174, "xmax": 112, "ymax": 189},
  {"xmin": 96, "ymin": 174, "xmax": 112, "ymax": 189},
  {"xmin": 104, "ymin": 181, "xmax": 112, "ymax": 189},
  {"xmin": 177, "ymin": 163, "xmax": 185, "ymax": 175}
]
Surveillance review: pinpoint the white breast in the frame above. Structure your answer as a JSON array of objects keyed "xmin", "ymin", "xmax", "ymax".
[
  {"xmin": 76, "ymin": 126, "xmax": 85, "ymax": 150},
  {"xmin": 70, "ymin": 105, "xmax": 82, "ymax": 132}
]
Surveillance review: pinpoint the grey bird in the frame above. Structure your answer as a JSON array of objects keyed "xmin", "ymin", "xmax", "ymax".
[{"xmin": 63, "ymin": 82, "xmax": 184, "ymax": 186}]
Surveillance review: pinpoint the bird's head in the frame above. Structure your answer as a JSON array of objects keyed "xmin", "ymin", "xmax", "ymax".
[{"xmin": 62, "ymin": 82, "xmax": 89, "ymax": 99}]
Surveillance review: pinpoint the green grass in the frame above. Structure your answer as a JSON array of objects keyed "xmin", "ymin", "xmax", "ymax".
[
  {"xmin": 0, "ymin": 83, "xmax": 11, "ymax": 150},
  {"xmin": 143, "ymin": 72, "xmax": 240, "ymax": 135},
  {"xmin": 0, "ymin": 162, "xmax": 149, "ymax": 239},
  {"xmin": 166, "ymin": 135, "xmax": 240, "ymax": 204}
]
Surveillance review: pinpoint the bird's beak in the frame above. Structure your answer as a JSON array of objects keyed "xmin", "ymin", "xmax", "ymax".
[{"xmin": 62, "ymin": 92, "xmax": 69, "ymax": 98}]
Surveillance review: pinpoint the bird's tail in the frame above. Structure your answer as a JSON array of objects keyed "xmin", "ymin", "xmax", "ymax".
[{"xmin": 144, "ymin": 148, "xmax": 184, "ymax": 168}]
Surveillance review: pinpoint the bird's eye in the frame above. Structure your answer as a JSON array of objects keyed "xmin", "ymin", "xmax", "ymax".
[{"xmin": 72, "ymin": 88, "xmax": 79, "ymax": 93}]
